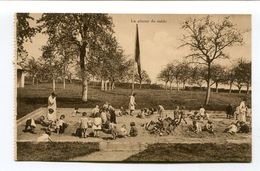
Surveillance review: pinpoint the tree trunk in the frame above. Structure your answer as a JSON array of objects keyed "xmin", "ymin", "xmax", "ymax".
[
  {"xmin": 63, "ymin": 77, "xmax": 66, "ymax": 89},
  {"xmin": 215, "ymin": 82, "xmax": 218, "ymax": 93},
  {"xmin": 32, "ymin": 77, "xmax": 35, "ymax": 85},
  {"xmin": 170, "ymin": 82, "xmax": 172, "ymax": 91},
  {"xmin": 80, "ymin": 42, "xmax": 88, "ymax": 102},
  {"xmin": 108, "ymin": 81, "xmax": 112, "ymax": 91},
  {"xmin": 36, "ymin": 78, "xmax": 38, "ymax": 88},
  {"xmin": 165, "ymin": 82, "xmax": 168, "ymax": 90},
  {"xmin": 229, "ymin": 82, "xmax": 233, "ymax": 93},
  {"xmin": 183, "ymin": 82, "xmax": 186, "ymax": 90},
  {"xmin": 104, "ymin": 80, "xmax": 108, "ymax": 91},
  {"xmin": 101, "ymin": 79, "xmax": 104, "ymax": 91},
  {"xmin": 112, "ymin": 82, "xmax": 115, "ymax": 90},
  {"xmin": 139, "ymin": 80, "xmax": 142, "ymax": 89},
  {"xmin": 238, "ymin": 86, "xmax": 242, "ymax": 94},
  {"xmin": 69, "ymin": 73, "xmax": 72, "ymax": 84},
  {"xmin": 52, "ymin": 78, "xmax": 56, "ymax": 91},
  {"xmin": 82, "ymin": 77, "xmax": 88, "ymax": 101},
  {"xmin": 246, "ymin": 83, "xmax": 250, "ymax": 94},
  {"xmin": 205, "ymin": 63, "xmax": 211, "ymax": 105},
  {"xmin": 177, "ymin": 81, "xmax": 180, "ymax": 92}
]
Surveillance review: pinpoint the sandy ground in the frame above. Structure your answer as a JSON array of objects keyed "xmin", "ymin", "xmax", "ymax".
[{"xmin": 16, "ymin": 108, "xmax": 251, "ymax": 144}]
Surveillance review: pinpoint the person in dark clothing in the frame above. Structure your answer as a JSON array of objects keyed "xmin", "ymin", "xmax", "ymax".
[
  {"xmin": 109, "ymin": 106, "xmax": 117, "ymax": 124},
  {"xmin": 129, "ymin": 122, "xmax": 138, "ymax": 137},
  {"xmin": 226, "ymin": 103, "xmax": 234, "ymax": 119},
  {"xmin": 238, "ymin": 121, "xmax": 250, "ymax": 133}
]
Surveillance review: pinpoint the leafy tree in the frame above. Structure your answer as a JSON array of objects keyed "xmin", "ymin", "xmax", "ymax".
[
  {"xmin": 157, "ymin": 65, "xmax": 172, "ymax": 90},
  {"xmin": 180, "ymin": 16, "xmax": 244, "ymax": 105},
  {"xmin": 38, "ymin": 13, "xmax": 115, "ymax": 101},
  {"xmin": 16, "ymin": 13, "xmax": 38, "ymax": 66},
  {"xmin": 135, "ymin": 70, "xmax": 151, "ymax": 89},
  {"xmin": 234, "ymin": 59, "xmax": 251, "ymax": 94}
]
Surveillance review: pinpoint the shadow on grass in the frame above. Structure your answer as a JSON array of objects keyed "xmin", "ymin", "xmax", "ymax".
[
  {"xmin": 16, "ymin": 142, "xmax": 99, "ymax": 161},
  {"xmin": 124, "ymin": 143, "xmax": 251, "ymax": 163}
]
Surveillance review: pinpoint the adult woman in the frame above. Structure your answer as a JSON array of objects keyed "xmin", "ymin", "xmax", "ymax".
[
  {"xmin": 47, "ymin": 92, "xmax": 57, "ymax": 121},
  {"xmin": 129, "ymin": 93, "xmax": 136, "ymax": 115}
]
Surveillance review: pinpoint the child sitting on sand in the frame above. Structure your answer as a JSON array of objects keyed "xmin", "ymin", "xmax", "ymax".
[
  {"xmin": 190, "ymin": 120, "xmax": 202, "ymax": 133},
  {"xmin": 224, "ymin": 122, "xmax": 239, "ymax": 135},
  {"xmin": 118, "ymin": 107, "xmax": 129, "ymax": 116},
  {"xmin": 72, "ymin": 107, "xmax": 80, "ymax": 117},
  {"xmin": 129, "ymin": 122, "xmax": 138, "ymax": 137},
  {"xmin": 55, "ymin": 115, "xmax": 68, "ymax": 134},
  {"xmin": 202, "ymin": 120, "xmax": 214, "ymax": 134},
  {"xmin": 137, "ymin": 109, "xmax": 146, "ymax": 119}
]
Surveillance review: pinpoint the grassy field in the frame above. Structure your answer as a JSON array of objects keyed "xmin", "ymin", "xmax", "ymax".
[
  {"xmin": 125, "ymin": 143, "xmax": 251, "ymax": 162},
  {"xmin": 16, "ymin": 142, "xmax": 99, "ymax": 161},
  {"xmin": 17, "ymin": 83, "xmax": 251, "ymax": 119}
]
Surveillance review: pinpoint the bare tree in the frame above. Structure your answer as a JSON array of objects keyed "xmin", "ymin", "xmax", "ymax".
[{"xmin": 180, "ymin": 16, "xmax": 244, "ymax": 105}]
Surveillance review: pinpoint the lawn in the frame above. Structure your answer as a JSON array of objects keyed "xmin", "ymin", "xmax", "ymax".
[
  {"xmin": 17, "ymin": 83, "xmax": 251, "ymax": 119},
  {"xmin": 16, "ymin": 142, "xmax": 99, "ymax": 161},
  {"xmin": 125, "ymin": 143, "xmax": 251, "ymax": 162}
]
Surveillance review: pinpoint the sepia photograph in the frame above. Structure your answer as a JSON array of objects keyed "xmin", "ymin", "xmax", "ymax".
[{"xmin": 15, "ymin": 13, "xmax": 251, "ymax": 162}]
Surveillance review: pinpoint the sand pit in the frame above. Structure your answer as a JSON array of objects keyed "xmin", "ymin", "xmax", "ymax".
[{"xmin": 16, "ymin": 108, "xmax": 251, "ymax": 144}]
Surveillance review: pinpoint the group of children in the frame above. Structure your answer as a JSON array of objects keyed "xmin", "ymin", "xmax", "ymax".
[
  {"xmin": 75, "ymin": 103, "xmax": 139, "ymax": 139},
  {"xmin": 23, "ymin": 108, "xmax": 68, "ymax": 136}
]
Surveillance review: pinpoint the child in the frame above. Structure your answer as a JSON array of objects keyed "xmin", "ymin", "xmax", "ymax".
[
  {"xmin": 109, "ymin": 105, "xmax": 117, "ymax": 124},
  {"xmin": 199, "ymin": 105, "xmax": 206, "ymax": 118},
  {"xmin": 191, "ymin": 120, "xmax": 202, "ymax": 133},
  {"xmin": 93, "ymin": 113, "xmax": 102, "ymax": 137},
  {"xmin": 118, "ymin": 124, "xmax": 128, "ymax": 138},
  {"xmin": 129, "ymin": 122, "xmax": 138, "ymax": 137},
  {"xmin": 158, "ymin": 105, "xmax": 165, "ymax": 119},
  {"xmin": 137, "ymin": 109, "xmax": 145, "ymax": 118},
  {"xmin": 203, "ymin": 120, "xmax": 214, "ymax": 134},
  {"xmin": 72, "ymin": 107, "xmax": 80, "ymax": 117},
  {"xmin": 224, "ymin": 122, "xmax": 238, "ymax": 135},
  {"xmin": 238, "ymin": 121, "xmax": 250, "ymax": 133},
  {"xmin": 37, "ymin": 130, "xmax": 52, "ymax": 142},
  {"xmin": 47, "ymin": 108, "xmax": 56, "ymax": 122},
  {"xmin": 55, "ymin": 115, "xmax": 68, "ymax": 134},
  {"xmin": 173, "ymin": 106, "xmax": 181, "ymax": 122},
  {"xmin": 118, "ymin": 107, "xmax": 128, "ymax": 116},
  {"xmin": 23, "ymin": 118, "xmax": 37, "ymax": 134},
  {"xmin": 91, "ymin": 105, "xmax": 100, "ymax": 118},
  {"xmin": 100, "ymin": 108, "xmax": 108, "ymax": 124},
  {"xmin": 78, "ymin": 112, "xmax": 89, "ymax": 138},
  {"xmin": 179, "ymin": 106, "xmax": 188, "ymax": 124}
]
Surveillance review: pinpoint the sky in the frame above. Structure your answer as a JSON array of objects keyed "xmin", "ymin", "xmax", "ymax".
[{"xmin": 24, "ymin": 14, "xmax": 251, "ymax": 83}]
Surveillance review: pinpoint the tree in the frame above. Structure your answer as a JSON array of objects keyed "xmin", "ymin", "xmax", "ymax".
[
  {"xmin": 180, "ymin": 16, "xmax": 244, "ymax": 105},
  {"xmin": 16, "ymin": 13, "xmax": 38, "ymax": 66},
  {"xmin": 189, "ymin": 66, "xmax": 206, "ymax": 90},
  {"xmin": 24, "ymin": 56, "xmax": 42, "ymax": 86},
  {"xmin": 41, "ymin": 44, "xmax": 63, "ymax": 91},
  {"xmin": 178, "ymin": 62, "xmax": 191, "ymax": 90},
  {"xmin": 157, "ymin": 66, "xmax": 172, "ymax": 90},
  {"xmin": 134, "ymin": 70, "xmax": 151, "ymax": 89},
  {"xmin": 224, "ymin": 67, "xmax": 236, "ymax": 93},
  {"xmin": 38, "ymin": 13, "xmax": 115, "ymax": 101},
  {"xmin": 210, "ymin": 64, "xmax": 225, "ymax": 93},
  {"xmin": 234, "ymin": 59, "xmax": 251, "ymax": 94}
]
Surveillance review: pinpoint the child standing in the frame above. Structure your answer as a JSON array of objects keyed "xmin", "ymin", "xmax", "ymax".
[
  {"xmin": 158, "ymin": 105, "xmax": 165, "ymax": 119},
  {"xmin": 79, "ymin": 112, "xmax": 89, "ymax": 138},
  {"xmin": 93, "ymin": 113, "xmax": 102, "ymax": 137}
]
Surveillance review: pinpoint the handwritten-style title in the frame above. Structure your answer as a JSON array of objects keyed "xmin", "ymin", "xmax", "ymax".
[{"xmin": 131, "ymin": 19, "xmax": 167, "ymax": 24}]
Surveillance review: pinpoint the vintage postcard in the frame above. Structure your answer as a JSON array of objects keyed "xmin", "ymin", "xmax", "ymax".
[{"xmin": 15, "ymin": 13, "xmax": 251, "ymax": 162}]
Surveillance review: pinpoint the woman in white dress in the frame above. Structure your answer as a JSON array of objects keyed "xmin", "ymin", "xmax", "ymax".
[
  {"xmin": 129, "ymin": 93, "xmax": 136, "ymax": 115},
  {"xmin": 238, "ymin": 98, "xmax": 247, "ymax": 122},
  {"xmin": 47, "ymin": 92, "xmax": 57, "ymax": 121}
]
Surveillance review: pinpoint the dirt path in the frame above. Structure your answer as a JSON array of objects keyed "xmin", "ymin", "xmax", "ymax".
[{"xmin": 70, "ymin": 151, "xmax": 140, "ymax": 161}]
